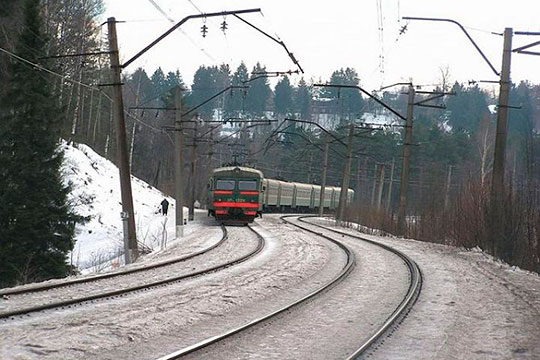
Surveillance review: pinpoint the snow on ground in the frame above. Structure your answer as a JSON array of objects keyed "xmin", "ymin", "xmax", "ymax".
[
  {"xmin": 61, "ymin": 142, "xmax": 193, "ymax": 272},
  {"xmin": 4, "ymin": 142, "xmax": 540, "ymax": 358},
  {"xmin": 0, "ymin": 218, "xmax": 346, "ymax": 359},
  {"xmin": 307, "ymin": 217, "xmax": 540, "ymax": 359}
]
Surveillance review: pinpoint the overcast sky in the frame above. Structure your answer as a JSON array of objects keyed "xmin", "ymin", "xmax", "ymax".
[{"xmin": 102, "ymin": 0, "xmax": 540, "ymax": 92}]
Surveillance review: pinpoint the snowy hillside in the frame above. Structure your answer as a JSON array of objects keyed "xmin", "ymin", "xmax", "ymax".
[{"xmin": 61, "ymin": 142, "xmax": 182, "ymax": 272}]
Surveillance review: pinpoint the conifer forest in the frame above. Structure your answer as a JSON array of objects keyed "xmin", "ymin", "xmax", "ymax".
[{"xmin": 1, "ymin": 0, "xmax": 540, "ymax": 287}]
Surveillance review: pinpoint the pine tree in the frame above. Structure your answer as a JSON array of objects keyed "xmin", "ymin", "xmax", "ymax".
[
  {"xmin": 224, "ymin": 62, "xmax": 249, "ymax": 119},
  {"xmin": 446, "ymin": 82, "xmax": 489, "ymax": 134},
  {"xmin": 246, "ymin": 62, "xmax": 271, "ymax": 117},
  {"xmin": 150, "ymin": 67, "xmax": 167, "ymax": 106},
  {"xmin": 189, "ymin": 65, "xmax": 218, "ymax": 119},
  {"xmin": 0, "ymin": 0, "xmax": 83, "ymax": 288},
  {"xmin": 294, "ymin": 77, "xmax": 312, "ymax": 120},
  {"xmin": 274, "ymin": 75, "xmax": 293, "ymax": 116}
]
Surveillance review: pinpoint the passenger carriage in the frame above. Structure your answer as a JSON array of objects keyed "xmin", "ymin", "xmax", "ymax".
[{"xmin": 207, "ymin": 166, "xmax": 355, "ymax": 224}]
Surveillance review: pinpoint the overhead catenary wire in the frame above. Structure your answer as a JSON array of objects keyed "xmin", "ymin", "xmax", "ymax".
[
  {"xmin": 145, "ymin": 0, "xmax": 217, "ymax": 61},
  {"xmin": 0, "ymin": 45, "xmax": 172, "ymax": 139},
  {"xmin": 0, "ymin": 46, "xmax": 104, "ymax": 93}
]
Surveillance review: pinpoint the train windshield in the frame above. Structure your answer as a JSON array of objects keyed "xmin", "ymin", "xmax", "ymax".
[
  {"xmin": 216, "ymin": 180, "xmax": 235, "ymax": 190},
  {"xmin": 238, "ymin": 180, "xmax": 257, "ymax": 191}
]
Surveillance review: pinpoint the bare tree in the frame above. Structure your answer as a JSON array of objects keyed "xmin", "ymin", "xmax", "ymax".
[
  {"xmin": 476, "ymin": 113, "xmax": 494, "ymax": 186},
  {"xmin": 438, "ymin": 66, "xmax": 452, "ymax": 92}
]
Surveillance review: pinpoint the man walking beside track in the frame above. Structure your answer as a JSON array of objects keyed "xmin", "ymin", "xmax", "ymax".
[{"xmin": 160, "ymin": 199, "xmax": 169, "ymax": 216}]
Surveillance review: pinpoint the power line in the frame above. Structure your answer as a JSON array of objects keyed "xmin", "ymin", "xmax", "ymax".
[
  {"xmin": 0, "ymin": 45, "xmax": 106, "ymax": 94},
  {"xmin": 0, "ymin": 45, "xmax": 167, "ymax": 137},
  {"xmin": 145, "ymin": 0, "xmax": 216, "ymax": 61}
]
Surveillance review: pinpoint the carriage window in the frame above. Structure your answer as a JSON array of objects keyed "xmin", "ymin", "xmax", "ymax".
[
  {"xmin": 216, "ymin": 180, "xmax": 235, "ymax": 190},
  {"xmin": 238, "ymin": 180, "xmax": 257, "ymax": 191}
]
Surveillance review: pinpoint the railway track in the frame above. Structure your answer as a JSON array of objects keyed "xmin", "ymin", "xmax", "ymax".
[
  {"xmin": 0, "ymin": 225, "xmax": 265, "ymax": 320},
  {"xmin": 297, "ymin": 216, "xmax": 422, "ymax": 358},
  {"xmin": 156, "ymin": 216, "xmax": 356, "ymax": 360},
  {"xmin": 0, "ymin": 225, "xmax": 229, "ymax": 297},
  {"xmin": 157, "ymin": 215, "xmax": 421, "ymax": 359}
]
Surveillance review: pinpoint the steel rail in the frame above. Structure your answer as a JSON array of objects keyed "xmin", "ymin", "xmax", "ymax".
[
  {"xmin": 0, "ymin": 225, "xmax": 229, "ymax": 297},
  {"xmin": 296, "ymin": 216, "xmax": 422, "ymax": 359},
  {"xmin": 0, "ymin": 226, "xmax": 265, "ymax": 320},
  {"xmin": 156, "ymin": 218, "xmax": 355, "ymax": 360}
]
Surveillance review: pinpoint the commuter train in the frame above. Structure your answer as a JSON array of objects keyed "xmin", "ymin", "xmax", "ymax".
[{"xmin": 207, "ymin": 166, "xmax": 354, "ymax": 224}]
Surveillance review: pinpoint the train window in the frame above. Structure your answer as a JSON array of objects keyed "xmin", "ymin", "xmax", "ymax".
[
  {"xmin": 216, "ymin": 180, "xmax": 235, "ymax": 190},
  {"xmin": 238, "ymin": 180, "xmax": 257, "ymax": 191}
]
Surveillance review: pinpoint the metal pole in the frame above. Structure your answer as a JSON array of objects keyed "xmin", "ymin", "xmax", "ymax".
[
  {"xmin": 397, "ymin": 85, "xmax": 415, "ymax": 236},
  {"xmin": 107, "ymin": 17, "xmax": 138, "ymax": 263},
  {"xmin": 490, "ymin": 27, "xmax": 513, "ymax": 257},
  {"xmin": 337, "ymin": 123, "xmax": 354, "ymax": 223},
  {"xmin": 174, "ymin": 86, "xmax": 185, "ymax": 237},
  {"xmin": 318, "ymin": 134, "xmax": 329, "ymax": 217}
]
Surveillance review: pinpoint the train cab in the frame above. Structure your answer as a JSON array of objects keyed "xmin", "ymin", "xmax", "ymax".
[{"xmin": 207, "ymin": 166, "xmax": 264, "ymax": 224}]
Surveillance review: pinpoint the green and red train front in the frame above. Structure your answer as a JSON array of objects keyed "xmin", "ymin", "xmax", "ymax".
[{"xmin": 211, "ymin": 176, "xmax": 262, "ymax": 222}]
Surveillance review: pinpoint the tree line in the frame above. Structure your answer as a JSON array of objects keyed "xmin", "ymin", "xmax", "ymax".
[{"xmin": 1, "ymin": 0, "xmax": 540, "ymax": 288}]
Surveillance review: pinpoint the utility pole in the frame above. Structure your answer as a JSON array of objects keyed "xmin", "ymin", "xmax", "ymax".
[
  {"xmin": 174, "ymin": 86, "xmax": 184, "ymax": 238},
  {"xmin": 355, "ymin": 156, "xmax": 362, "ymax": 212},
  {"xmin": 370, "ymin": 163, "xmax": 378, "ymax": 206},
  {"xmin": 107, "ymin": 17, "xmax": 138, "ymax": 264},
  {"xmin": 491, "ymin": 27, "xmax": 513, "ymax": 257},
  {"xmin": 188, "ymin": 121, "xmax": 198, "ymax": 221},
  {"xmin": 386, "ymin": 157, "xmax": 395, "ymax": 214},
  {"xmin": 397, "ymin": 85, "xmax": 415, "ymax": 236},
  {"xmin": 444, "ymin": 165, "xmax": 453, "ymax": 211},
  {"xmin": 307, "ymin": 153, "xmax": 313, "ymax": 183},
  {"xmin": 104, "ymin": 7, "xmax": 297, "ymax": 251},
  {"xmin": 336, "ymin": 123, "xmax": 354, "ymax": 223},
  {"xmin": 491, "ymin": 28, "xmax": 513, "ymax": 202},
  {"xmin": 318, "ymin": 134, "xmax": 329, "ymax": 217},
  {"xmin": 376, "ymin": 163, "xmax": 385, "ymax": 211}
]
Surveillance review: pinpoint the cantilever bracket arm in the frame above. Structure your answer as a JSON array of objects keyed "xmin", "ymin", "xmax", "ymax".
[
  {"xmin": 314, "ymin": 83, "xmax": 407, "ymax": 121},
  {"xmin": 414, "ymin": 93, "xmax": 445, "ymax": 106},
  {"xmin": 233, "ymin": 14, "xmax": 304, "ymax": 74},
  {"xmin": 121, "ymin": 8, "xmax": 261, "ymax": 68},
  {"xmin": 182, "ymin": 85, "xmax": 248, "ymax": 117},
  {"xmin": 513, "ymin": 39, "xmax": 540, "ymax": 56},
  {"xmin": 283, "ymin": 118, "xmax": 348, "ymax": 147},
  {"xmin": 402, "ymin": 16, "xmax": 500, "ymax": 76}
]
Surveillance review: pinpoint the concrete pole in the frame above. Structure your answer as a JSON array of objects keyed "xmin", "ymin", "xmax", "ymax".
[
  {"xmin": 174, "ymin": 86, "xmax": 185, "ymax": 238},
  {"xmin": 370, "ymin": 163, "xmax": 378, "ymax": 206},
  {"xmin": 188, "ymin": 122, "xmax": 197, "ymax": 221},
  {"xmin": 318, "ymin": 134, "xmax": 329, "ymax": 217},
  {"xmin": 491, "ymin": 28, "xmax": 513, "ymax": 200},
  {"xmin": 355, "ymin": 156, "xmax": 362, "ymax": 222},
  {"xmin": 107, "ymin": 17, "xmax": 138, "ymax": 263},
  {"xmin": 337, "ymin": 123, "xmax": 355, "ymax": 223},
  {"xmin": 444, "ymin": 165, "xmax": 453, "ymax": 210},
  {"xmin": 376, "ymin": 163, "xmax": 385, "ymax": 211},
  {"xmin": 386, "ymin": 157, "xmax": 395, "ymax": 214},
  {"xmin": 397, "ymin": 85, "xmax": 415, "ymax": 236},
  {"xmin": 307, "ymin": 153, "xmax": 313, "ymax": 183},
  {"xmin": 490, "ymin": 27, "xmax": 513, "ymax": 257}
]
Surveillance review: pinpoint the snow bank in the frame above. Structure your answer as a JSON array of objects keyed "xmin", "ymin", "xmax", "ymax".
[{"xmin": 61, "ymin": 142, "xmax": 180, "ymax": 271}]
